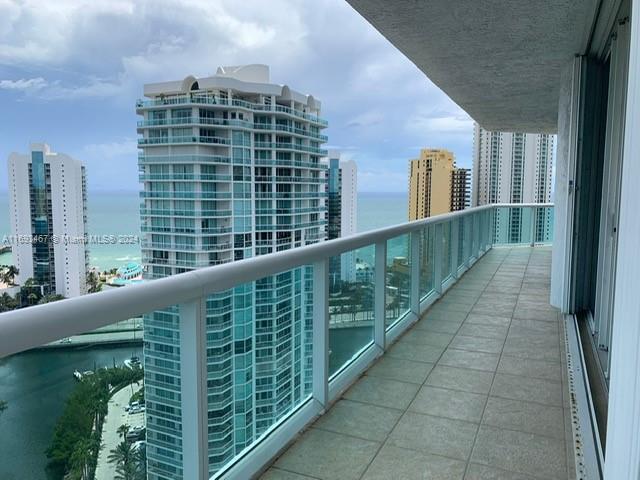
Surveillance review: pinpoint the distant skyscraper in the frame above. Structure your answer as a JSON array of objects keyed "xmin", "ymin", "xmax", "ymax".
[
  {"xmin": 136, "ymin": 64, "xmax": 327, "ymax": 479},
  {"xmin": 451, "ymin": 167, "xmax": 470, "ymax": 212},
  {"xmin": 325, "ymin": 151, "xmax": 357, "ymax": 288},
  {"xmin": 408, "ymin": 148, "xmax": 467, "ymax": 220},
  {"xmin": 471, "ymin": 123, "xmax": 554, "ymax": 241},
  {"xmin": 7, "ymin": 143, "xmax": 88, "ymax": 297}
]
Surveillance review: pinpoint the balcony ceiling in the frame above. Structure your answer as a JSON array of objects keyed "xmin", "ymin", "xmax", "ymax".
[{"xmin": 347, "ymin": 0, "xmax": 598, "ymax": 133}]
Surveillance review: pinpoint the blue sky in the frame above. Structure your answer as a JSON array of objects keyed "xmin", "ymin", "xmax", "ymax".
[{"xmin": 0, "ymin": 0, "xmax": 474, "ymax": 193}]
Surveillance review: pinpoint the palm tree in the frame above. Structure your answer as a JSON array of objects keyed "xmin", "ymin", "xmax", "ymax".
[
  {"xmin": 0, "ymin": 265, "xmax": 18, "ymax": 286},
  {"xmin": 108, "ymin": 440, "xmax": 134, "ymax": 467},
  {"xmin": 67, "ymin": 441, "xmax": 92, "ymax": 480},
  {"xmin": 27, "ymin": 292, "xmax": 38, "ymax": 305},
  {"xmin": 0, "ymin": 400, "xmax": 7, "ymax": 415},
  {"xmin": 117, "ymin": 424, "xmax": 130, "ymax": 440},
  {"xmin": 87, "ymin": 271, "xmax": 102, "ymax": 294}
]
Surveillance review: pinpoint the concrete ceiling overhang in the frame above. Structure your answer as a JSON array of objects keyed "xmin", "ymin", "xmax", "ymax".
[{"xmin": 346, "ymin": 0, "xmax": 598, "ymax": 133}]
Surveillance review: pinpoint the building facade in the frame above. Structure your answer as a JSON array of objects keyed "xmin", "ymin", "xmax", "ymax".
[
  {"xmin": 471, "ymin": 123, "xmax": 555, "ymax": 242},
  {"xmin": 7, "ymin": 143, "xmax": 88, "ymax": 297},
  {"xmin": 408, "ymin": 148, "xmax": 468, "ymax": 220},
  {"xmin": 451, "ymin": 167, "xmax": 470, "ymax": 211},
  {"xmin": 136, "ymin": 65, "xmax": 327, "ymax": 479},
  {"xmin": 325, "ymin": 151, "xmax": 357, "ymax": 288}
]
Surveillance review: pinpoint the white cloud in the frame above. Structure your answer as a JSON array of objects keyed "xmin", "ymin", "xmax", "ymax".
[
  {"xmin": 0, "ymin": 0, "xmax": 476, "ymax": 191},
  {"xmin": 83, "ymin": 139, "xmax": 138, "ymax": 158},
  {"xmin": 0, "ymin": 77, "xmax": 47, "ymax": 91}
]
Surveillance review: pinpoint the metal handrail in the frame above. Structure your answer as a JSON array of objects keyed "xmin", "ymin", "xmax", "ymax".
[{"xmin": 0, "ymin": 202, "xmax": 552, "ymax": 359}]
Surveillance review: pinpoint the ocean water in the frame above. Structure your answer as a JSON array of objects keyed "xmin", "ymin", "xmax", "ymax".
[{"xmin": 0, "ymin": 191, "xmax": 408, "ymax": 271}]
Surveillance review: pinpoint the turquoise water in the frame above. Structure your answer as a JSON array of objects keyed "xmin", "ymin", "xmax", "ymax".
[{"xmin": 0, "ymin": 191, "xmax": 407, "ymax": 271}]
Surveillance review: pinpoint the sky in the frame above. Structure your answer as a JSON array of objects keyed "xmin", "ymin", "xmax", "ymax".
[{"xmin": 0, "ymin": 0, "xmax": 475, "ymax": 193}]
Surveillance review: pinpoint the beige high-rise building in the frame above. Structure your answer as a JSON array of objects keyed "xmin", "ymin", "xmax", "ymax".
[{"xmin": 409, "ymin": 148, "xmax": 468, "ymax": 220}]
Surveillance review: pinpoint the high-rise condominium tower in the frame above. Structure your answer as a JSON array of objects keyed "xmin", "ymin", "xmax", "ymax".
[
  {"xmin": 136, "ymin": 64, "xmax": 327, "ymax": 479},
  {"xmin": 471, "ymin": 123, "xmax": 554, "ymax": 241},
  {"xmin": 408, "ymin": 148, "xmax": 468, "ymax": 220},
  {"xmin": 325, "ymin": 151, "xmax": 357, "ymax": 288},
  {"xmin": 451, "ymin": 167, "xmax": 470, "ymax": 212},
  {"xmin": 7, "ymin": 143, "xmax": 88, "ymax": 297}
]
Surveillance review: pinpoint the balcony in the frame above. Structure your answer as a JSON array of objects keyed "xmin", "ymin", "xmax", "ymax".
[
  {"xmin": 135, "ymin": 95, "xmax": 328, "ymax": 127},
  {"xmin": 261, "ymin": 246, "xmax": 573, "ymax": 480},
  {"xmin": 0, "ymin": 204, "xmax": 562, "ymax": 480}
]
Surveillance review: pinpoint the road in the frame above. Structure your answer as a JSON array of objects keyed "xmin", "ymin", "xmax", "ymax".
[{"xmin": 94, "ymin": 382, "xmax": 144, "ymax": 480}]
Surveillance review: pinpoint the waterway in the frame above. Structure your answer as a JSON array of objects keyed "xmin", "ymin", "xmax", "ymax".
[
  {"xmin": 0, "ymin": 326, "xmax": 374, "ymax": 480},
  {"xmin": 0, "ymin": 345, "xmax": 142, "ymax": 480}
]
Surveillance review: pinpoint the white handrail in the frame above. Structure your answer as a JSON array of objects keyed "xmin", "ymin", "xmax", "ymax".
[{"xmin": 0, "ymin": 203, "xmax": 552, "ymax": 358}]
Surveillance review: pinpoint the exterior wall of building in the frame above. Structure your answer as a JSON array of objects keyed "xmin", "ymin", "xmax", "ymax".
[
  {"xmin": 451, "ymin": 167, "xmax": 470, "ymax": 211},
  {"xmin": 7, "ymin": 144, "xmax": 88, "ymax": 297},
  {"xmin": 137, "ymin": 65, "xmax": 328, "ymax": 479},
  {"xmin": 326, "ymin": 151, "xmax": 357, "ymax": 286},
  {"xmin": 408, "ymin": 148, "xmax": 454, "ymax": 220},
  {"xmin": 472, "ymin": 123, "xmax": 554, "ymax": 206},
  {"xmin": 472, "ymin": 123, "xmax": 555, "ymax": 242}
]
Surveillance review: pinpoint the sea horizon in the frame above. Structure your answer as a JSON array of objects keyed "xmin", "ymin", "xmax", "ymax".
[{"xmin": 0, "ymin": 190, "xmax": 408, "ymax": 271}]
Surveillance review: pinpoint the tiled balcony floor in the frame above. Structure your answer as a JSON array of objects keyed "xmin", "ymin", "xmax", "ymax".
[{"xmin": 260, "ymin": 247, "xmax": 575, "ymax": 480}]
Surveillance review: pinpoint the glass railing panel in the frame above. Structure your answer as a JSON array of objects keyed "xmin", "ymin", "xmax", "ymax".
[
  {"xmin": 458, "ymin": 216, "xmax": 468, "ymax": 268},
  {"xmin": 0, "ymin": 316, "xmax": 144, "ymax": 480},
  {"xmin": 534, "ymin": 206, "xmax": 554, "ymax": 244},
  {"xmin": 442, "ymin": 221, "xmax": 453, "ymax": 280},
  {"xmin": 328, "ymin": 245, "xmax": 375, "ymax": 377},
  {"xmin": 493, "ymin": 206, "xmax": 534, "ymax": 245},
  {"xmin": 419, "ymin": 225, "xmax": 435, "ymax": 300},
  {"xmin": 385, "ymin": 234, "xmax": 411, "ymax": 327}
]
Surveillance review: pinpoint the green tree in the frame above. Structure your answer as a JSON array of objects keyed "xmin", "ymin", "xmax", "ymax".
[
  {"xmin": 27, "ymin": 292, "xmax": 38, "ymax": 305},
  {"xmin": 67, "ymin": 439, "xmax": 95, "ymax": 480},
  {"xmin": 0, "ymin": 292, "xmax": 18, "ymax": 312},
  {"xmin": 117, "ymin": 424, "xmax": 130, "ymax": 440},
  {"xmin": 109, "ymin": 440, "xmax": 135, "ymax": 480},
  {"xmin": 87, "ymin": 271, "xmax": 102, "ymax": 294},
  {"xmin": 0, "ymin": 265, "xmax": 19, "ymax": 286},
  {"xmin": 38, "ymin": 294, "xmax": 65, "ymax": 305}
]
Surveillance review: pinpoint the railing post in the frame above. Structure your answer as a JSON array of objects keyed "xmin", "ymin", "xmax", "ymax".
[
  {"xmin": 374, "ymin": 241, "xmax": 387, "ymax": 350},
  {"xmin": 465, "ymin": 215, "xmax": 472, "ymax": 269},
  {"xmin": 485, "ymin": 209, "xmax": 492, "ymax": 250},
  {"xmin": 530, "ymin": 206, "xmax": 537, "ymax": 246},
  {"xmin": 478, "ymin": 210, "xmax": 487, "ymax": 256},
  {"xmin": 471, "ymin": 212, "xmax": 480, "ymax": 259},
  {"xmin": 410, "ymin": 231, "xmax": 421, "ymax": 316},
  {"xmin": 312, "ymin": 259, "xmax": 329, "ymax": 409},
  {"xmin": 451, "ymin": 218, "xmax": 460, "ymax": 279},
  {"xmin": 180, "ymin": 298, "xmax": 209, "ymax": 480},
  {"xmin": 434, "ymin": 223, "xmax": 443, "ymax": 295}
]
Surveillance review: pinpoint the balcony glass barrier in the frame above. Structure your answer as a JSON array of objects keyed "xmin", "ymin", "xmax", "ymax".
[
  {"xmin": 385, "ymin": 234, "xmax": 411, "ymax": 328},
  {"xmin": 0, "ymin": 204, "xmax": 553, "ymax": 480},
  {"xmin": 328, "ymin": 245, "xmax": 375, "ymax": 377},
  {"xmin": 419, "ymin": 225, "xmax": 435, "ymax": 300},
  {"xmin": 492, "ymin": 205, "xmax": 554, "ymax": 245}
]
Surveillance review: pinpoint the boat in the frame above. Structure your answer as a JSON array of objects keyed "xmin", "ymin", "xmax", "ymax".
[
  {"xmin": 72, "ymin": 370, "xmax": 94, "ymax": 381},
  {"xmin": 124, "ymin": 356, "xmax": 142, "ymax": 369}
]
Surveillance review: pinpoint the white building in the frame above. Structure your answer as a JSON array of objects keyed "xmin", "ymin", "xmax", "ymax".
[
  {"xmin": 7, "ymin": 143, "xmax": 88, "ymax": 297},
  {"xmin": 325, "ymin": 151, "xmax": 357, "ymax": 285},
  {"xmin": 472, "ymin": 123, "xmax": 555, "ymax": 242},
  {"xmin": 136, "ymin": 64, "xmax": 328, "ymax": 479},
  {"xmin": 472, "ymin": 123, "xmax": 554, "ymax": 206}
]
